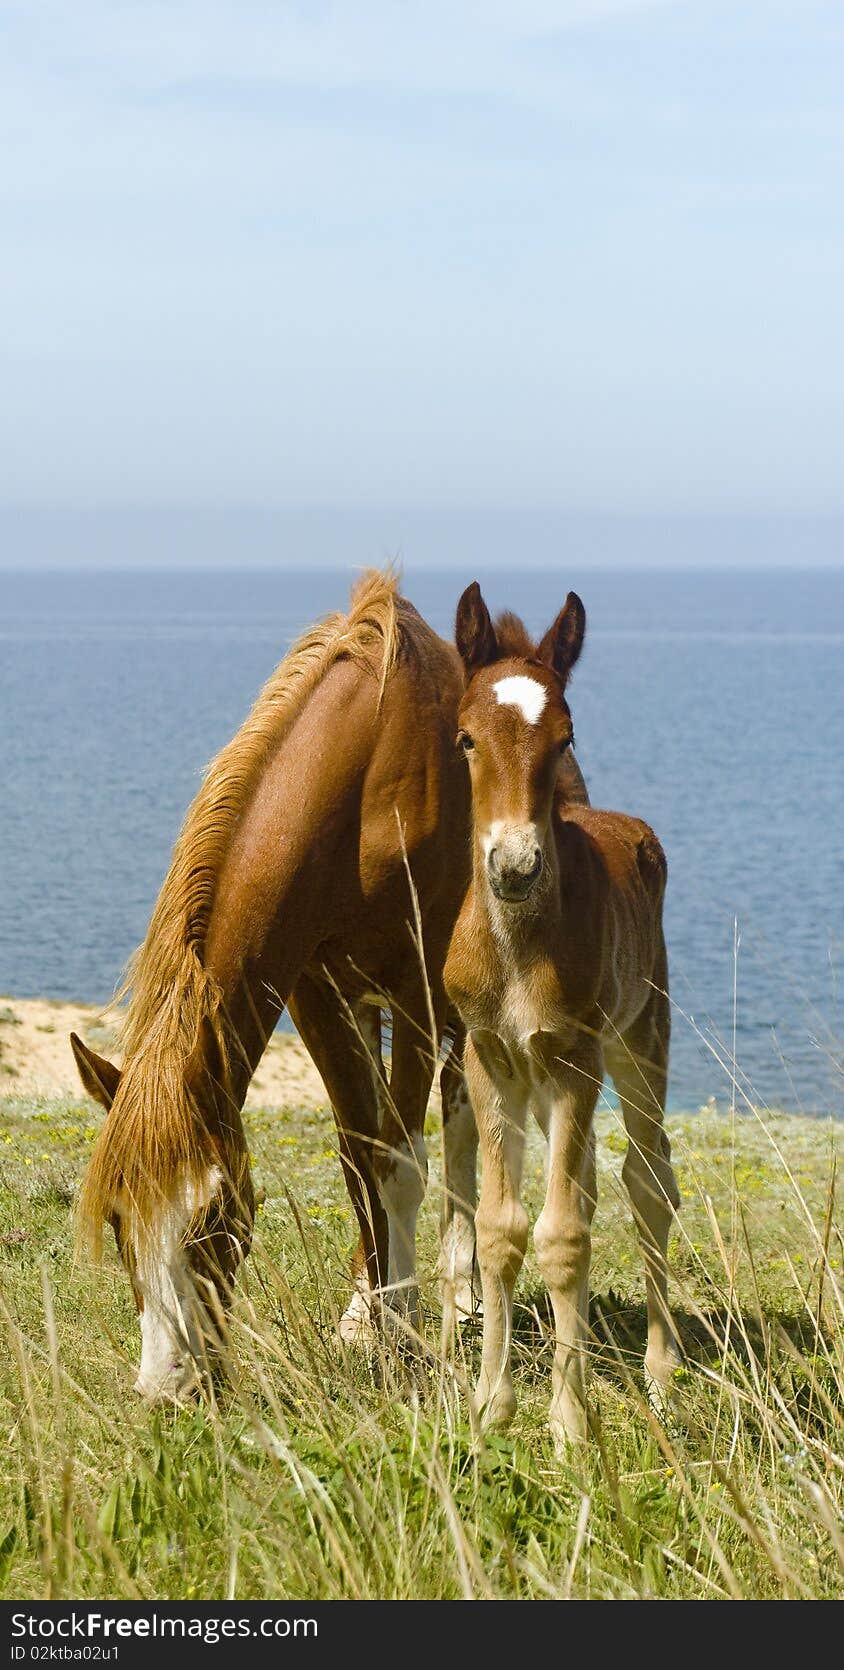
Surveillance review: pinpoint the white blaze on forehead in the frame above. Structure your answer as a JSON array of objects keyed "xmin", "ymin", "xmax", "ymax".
[{"xmin": 492, "ymin": 675, "xmax": 547, "ymax": 726}]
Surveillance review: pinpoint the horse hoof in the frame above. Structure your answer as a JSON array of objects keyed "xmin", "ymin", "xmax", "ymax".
[
  {"xmin": 644, "ymin": 1356, "xmax": 687, "ymax": 1426},
  {"xmin": 456, "ymin": 1282, "xmax": 482, "ymax": 1322},
  {"xmin": 477, "ymin": 1383, "xmax": 516, "ymax": 1431},
  {"xmin": 440, "ymin": 1279, "xmax": 482, "ymax": 1325},
  {"xmin": 339, "ymin": 1287, "xmax": 377, "ymax": 1346}
]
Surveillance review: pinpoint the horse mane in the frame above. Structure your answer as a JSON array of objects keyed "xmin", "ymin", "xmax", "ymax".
[
  {"xmin": 493, "ymin": 610, "xmax": 538, "ymax": 661},
  {"xmin": 78, "ymin": 568, "xmax": 401, "ymax": 1255}
]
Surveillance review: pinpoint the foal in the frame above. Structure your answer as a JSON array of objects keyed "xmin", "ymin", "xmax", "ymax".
[{"xmin": 444, "ymin": 584, "xmax": 682, "ymax": 1449}]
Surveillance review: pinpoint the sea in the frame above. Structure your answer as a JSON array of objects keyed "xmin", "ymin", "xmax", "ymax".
[{"xmin": 2, "ymin": 565, "xmax": 842, "ymax": 1116}]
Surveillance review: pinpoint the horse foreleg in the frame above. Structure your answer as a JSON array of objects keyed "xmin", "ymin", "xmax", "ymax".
[
  {"xmin": 375, "ymin": 1004, "xmax": 442, "ymax": 1334},
  {"xmin": 533, "ymin": 1054, "xmax": 600, "ymax": 1451},
  {"xmin": 467, "ymin": 1033, "xmax": 529, "ymax": 1432},
  {"xmin": 287, "ymin": 975, "xmax": 388, "ymax": 1344},
  {"xmin": 439, "ymin": 1015, "xmax": 480, "ymax": 1323}
]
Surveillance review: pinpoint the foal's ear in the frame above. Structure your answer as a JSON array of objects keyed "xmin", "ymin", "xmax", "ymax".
[
  {"xmin": 538, "ymin": 592, "xmax": 586, "ymax": 685},
  {"xmin": 70, "ymin": 1033, "xmax": 122, "ymax": 1110},
  {"xmin": 455, "ymin": 582, "xmax": 498, "ymax": 675}
]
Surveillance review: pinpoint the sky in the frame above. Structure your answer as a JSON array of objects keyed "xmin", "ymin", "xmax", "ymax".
[{"xmin": 1, "ymin": 1, "xmax": 843, "ymax": 566}]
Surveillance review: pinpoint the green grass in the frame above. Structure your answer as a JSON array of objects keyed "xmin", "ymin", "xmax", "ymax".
[{"xmin": 0, "ymin": 1089, "xmax": 841, "ymax": 1600}]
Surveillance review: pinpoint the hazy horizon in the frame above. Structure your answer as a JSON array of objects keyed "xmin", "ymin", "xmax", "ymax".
[{"xmin": 1, "ymin": 505, "xmax": 843, "ymax": 570}]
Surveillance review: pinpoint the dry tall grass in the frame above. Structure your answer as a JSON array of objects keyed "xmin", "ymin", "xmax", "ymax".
[{"xmin": 1, "ymin": 1052, "xmax": 841, "ymax": 1600}]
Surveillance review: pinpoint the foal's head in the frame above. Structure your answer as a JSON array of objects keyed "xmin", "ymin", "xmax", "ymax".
[{"xmin": 455, "ymin": 582, "xmax": 585, "ymax": 905}]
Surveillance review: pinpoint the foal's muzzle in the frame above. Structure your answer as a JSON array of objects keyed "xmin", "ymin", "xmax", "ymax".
[{"xmin": 487, "ymin": 843, "xmax": 543, "ymax": 902}]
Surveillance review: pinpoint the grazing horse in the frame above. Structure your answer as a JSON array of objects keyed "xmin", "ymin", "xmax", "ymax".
[
  {"xmin": 443, "ymin": 583, "xmax": 681, "ymax": 1450},
  {"xmin": 70, "ymin": 573, "xmax": 464, "ymax": 1399}
]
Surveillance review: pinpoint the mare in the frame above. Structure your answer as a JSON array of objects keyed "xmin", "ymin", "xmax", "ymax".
[{"xmin": 443, "ymin": 583, "xmax": 681, "ymax": 1449}]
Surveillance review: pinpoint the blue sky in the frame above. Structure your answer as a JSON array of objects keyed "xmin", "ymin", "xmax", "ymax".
[{"xmin": 1, "ymin": 1, "xmax": 843, "ymax": 562}]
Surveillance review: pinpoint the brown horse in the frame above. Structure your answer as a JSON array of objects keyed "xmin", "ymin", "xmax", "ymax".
[
  {"xmin": 444, "ymin": 583, "xmax": 681, "ymax": 1450},
  {"xmin": 70, "ymin": 570, "xmax": 588, "ymax": 1401}
]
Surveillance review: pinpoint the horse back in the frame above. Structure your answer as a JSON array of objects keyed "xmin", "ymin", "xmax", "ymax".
[{"xmin": 557, "ymin": 803, "xmax": 666, "ymax": 908}]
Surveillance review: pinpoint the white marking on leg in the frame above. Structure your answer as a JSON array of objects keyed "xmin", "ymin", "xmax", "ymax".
[
  {"xmin": 379, "ymin": 1133, "xmax": 427, "ymax": 1314},
  {"xmin": 493, "ymin": 675, "xmax": 547, "ymax": 725},
  {"xmin": 339, "ymin": 1262, "xmax": 376, "ymax": 1344},
  {"xmin": 132, "ymin": 1166, "xmax": 223, "ymax": 1402},
  {"xmin": 338, "ymin": 1001, "xmax": 385, "ymax": 1343},
  {"xmin": 357, "ymin": 1006, "xmax": 382, "ymax": 1065}
]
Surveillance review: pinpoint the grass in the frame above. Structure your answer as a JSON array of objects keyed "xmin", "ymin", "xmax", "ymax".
[{"xmin": 0, "ymin": 1085, "xmax": 842, "ymax": 1601}]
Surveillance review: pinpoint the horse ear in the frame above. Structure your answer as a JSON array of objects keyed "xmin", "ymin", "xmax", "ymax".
[
  {"xmin": 538, "ymin": 592, "xmax": 586, "ymax": 685},
  {"xmin": 70, "ymin": 1033, "xmax": 122, "ymax": 1110},
  {"xmin": 455, "ymin": 582, "xmax": 499, "ymax": 676}
]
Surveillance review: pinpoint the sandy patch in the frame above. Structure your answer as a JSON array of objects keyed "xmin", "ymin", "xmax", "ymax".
[{"xmin": 0, "ymin": 996, "xmax": 328, "ymax": 1110}]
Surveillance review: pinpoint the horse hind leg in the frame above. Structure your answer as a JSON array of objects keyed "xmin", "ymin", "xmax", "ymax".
[
  {"xmin": 607, "ymin": 985, "xmax": 682, "ymax": 1407},
  {"xmin": 439, "ymin": 1013, "xmax": 481, "ymax": 1323}
]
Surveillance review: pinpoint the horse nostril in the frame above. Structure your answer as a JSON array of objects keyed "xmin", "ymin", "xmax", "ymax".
[{"xmin": 487, "ymin": 841, "xmax": 543, "ymax": 900}]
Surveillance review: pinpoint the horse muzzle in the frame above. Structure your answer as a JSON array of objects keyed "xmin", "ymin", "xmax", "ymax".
[{"xmin": 487, "ymin": 841, "xmax": 543, "ymax": 902}]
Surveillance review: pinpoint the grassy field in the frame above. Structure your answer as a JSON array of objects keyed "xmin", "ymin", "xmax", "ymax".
[{"xmin": 0, "ymin": 1080, "xmax": 842, "ymax": 1601}]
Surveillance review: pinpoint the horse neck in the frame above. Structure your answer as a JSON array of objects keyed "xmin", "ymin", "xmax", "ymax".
[
  {"xmin": 200, "ymin": 639, "xmax": 466, "ymax": 1095},
  {"xmin": 217, "ymin": 971, "xmax": 286, "ymax": 1106}
]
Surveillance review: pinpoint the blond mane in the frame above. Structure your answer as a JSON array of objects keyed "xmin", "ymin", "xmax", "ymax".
[{"xmin": 79, "ymin": 569, "xmax": 400, "ymax": 1253}]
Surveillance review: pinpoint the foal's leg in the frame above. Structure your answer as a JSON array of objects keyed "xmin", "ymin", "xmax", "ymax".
[
  {"xmin": 606, "ymin": 979, "xmax": 682, "ymax": 1403},
  {"xmin": 287, "ymin": 976, "xmax": 388, "ymax": 1343},
  {"xmin": 466, "ymin": 1033, "xmax": 529, "ymax": 1430},
  {"xmin": 439, "ymin": 1014, "xmax": 480, "ymax": 1322},
  {"xmin": 533, "ymin": 1050, "xmax": 601, "ymax": 1450}
]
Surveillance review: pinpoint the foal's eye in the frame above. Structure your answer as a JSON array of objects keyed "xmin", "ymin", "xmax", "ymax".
[
  {"xmin": 560, "ymin": 733, "xmax": 574, "ymax": 754},
  {"xmin": 457, "ymin": 731, "xmax": 474, "ymax": 753}
]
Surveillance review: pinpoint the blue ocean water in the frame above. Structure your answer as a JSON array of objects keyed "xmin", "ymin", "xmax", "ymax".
[{"xmin": 1, "ymin": 566, "xmax": 842, "ymax": 1116}]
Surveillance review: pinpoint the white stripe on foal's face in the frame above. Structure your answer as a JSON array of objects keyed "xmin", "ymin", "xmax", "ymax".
[{"xmin": 492, "ymin": 675, "xmax": 547, "ymax": 726}]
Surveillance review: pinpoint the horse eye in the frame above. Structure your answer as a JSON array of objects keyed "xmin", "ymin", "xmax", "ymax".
[
  {"xmin": 458, "ymin": 731, "xmax": 474, "ymax": 753},
  {"xmin": 560, "ymin": 734, "xmax": 574, "ymax": 754}
]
